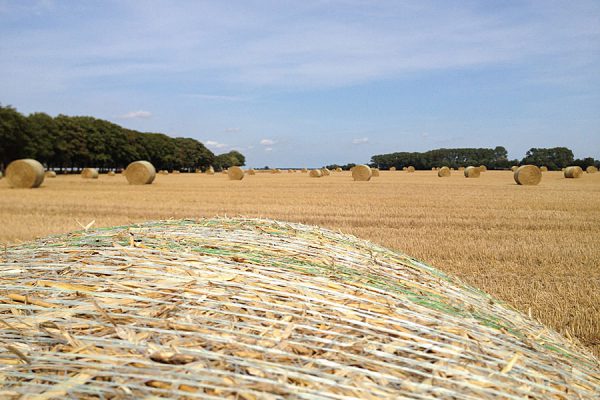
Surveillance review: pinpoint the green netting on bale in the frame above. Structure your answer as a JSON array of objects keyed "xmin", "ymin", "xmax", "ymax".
[{"xmin": 1, "ymin": 217, "xmax": 599, "ymax": 399}]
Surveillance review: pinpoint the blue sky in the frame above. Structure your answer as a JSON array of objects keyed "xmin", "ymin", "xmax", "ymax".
[{"xmin": 1, "ymin": 0, "xmax": 599, "ymax": 167}]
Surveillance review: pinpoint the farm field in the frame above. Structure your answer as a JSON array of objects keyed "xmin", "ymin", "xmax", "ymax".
[{"xmin": 1, "ymin": 169, "xmax": 599, "ymax": 357}]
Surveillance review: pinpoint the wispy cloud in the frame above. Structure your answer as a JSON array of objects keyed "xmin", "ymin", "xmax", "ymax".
[
  {"xmin": 205, "ymin": 140, "xmax": 227, "ymax": 149},
  {"xmin": 264, "ymin": 147, "xmax": 273, "ymax": 152},
  {"xmin": 118, "ymin": 110, "xmax": 152, "ymax": 119},
  {"xmin": 352, "ymin": 137, "xmax": 369, "ymax": 145},
  {"xmin": 260, "ymin": 139, "xmax": 275, "ymax": 146},
  {"xmin": 223, "ymin": 127, "xmax": 241, "ymax": 133}
]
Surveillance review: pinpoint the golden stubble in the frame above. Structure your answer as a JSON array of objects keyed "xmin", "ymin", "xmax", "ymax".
[{"xmin": 1, "ymin": 170, "xmax": 600, "ymax": 356}]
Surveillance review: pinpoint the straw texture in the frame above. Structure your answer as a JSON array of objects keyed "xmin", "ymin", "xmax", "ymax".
[
  {"xmin": 371, "ymin": 168, "xmax": 380, "ymax": 177},
  {"xmin": 0, "ymin": 217, "xmax": 599, "ymax": 399},
  {"xmin": 352, "ymin": 165, "xmax": 372, "ymax": 181},
  {"xmin": 586, "ymin": 166, "xmax": 598, "ymax": 174},
  {"xmin": 45, "ymin": 171, "xmax": 57, "ymax": 178},
  {"xmin": 407, "ymin": 166, "xmax": 415, "ymax": 173},
  {"xmin": 125, "ymin": 161, "xmax": 156, "ymax": 185},
  {"xmin": 81, "ymin": 168, "xmax": 99, "ymax": 179},
  {"xmin": 564, "ymin": 166, "xmax": 583, "ymax": 179},
  {"xmin": 5, "ymin": 159, "xmax": 45, "ymax": 188},
  {"xmin": 437, "ymin": 167, "xmax": 451, "ymax": 177},
  {"xmin": 514, "ymin": 165, "xmax": 542, "ymax": 186},
  {"xmin": 464, "ymin": 166, "xmax": 480, "ymax": 178},
  {"xmin": 309, "ymin": 169, "xmax": 322, "ymax": 178}
]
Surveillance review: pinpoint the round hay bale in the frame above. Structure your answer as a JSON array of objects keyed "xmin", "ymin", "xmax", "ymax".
[
  {"xmin": 389, "ymin": 166, "xmax": 396, "ymax": 171},
  {"xmin": 174, "ymin": 170, "xmax": 181, "ymax": 174},
  {"xmin": 335, "ymin": 167, "xmax": 342, "ymax": 172},
  {"xmin": 0, "ymin": 171, "xmax": 3, "ymax": 179},
  {"xmin": 4, "ymin": 218, "xmax": 599, "ymax": 399},
  {"xmin": 564, "ymin": 166, "xmax": 583, "ymax": 178},
  {"xmin": 81, "ymin": 168, "xmax": 99, "ymax": 179},
  {"xmin": 539, "ymin": 166, "xmax": 548, "ymax": 172},
  {"xmin": 464, "ymin": 166, "xmax": 480, "ymax": 178},
  {"xmin": 458, "ymin": 166, "xmax": 465, "ymax": 171},
  {"xmin": 247, "ymin": 169, "xmax": 256, "ymax": 175},
  {"xmin": 406, "ymin": 166, "xmax": 415, "ymax": 173},
  {"xmin": 309, "ymin": 169, "xmax": 322, "ymax": 178},
  {"xmin": 511, "ymin": 166, "xmax": 518, "ymax": 172},
  {"xmin": 352, "ymin": 164, "xmax": 372, "ymax": 181},
  {"xmin": 514, "ymin": 165, "xmax": 542, "ymax": 186},
  {"xmin": 321, "ymin": 168, "xmax": 330, "ymax": 176},
  {"xmin": 371, "ymin": 168, "xmax": 380, "ymax": 177},
  {"xmin": 159, "ymin": 170, "xmax": 169, "ymax": 175},
  {"xmin": 107, "ymin": 171, "xmax": 116, "ymax": 176},
  {"xmin": 45, "ymin": 171, "xmax": 57, "ymax": 178},
  {"xmin": 125, "ymin": 161, "xmax": 156, "ymax": 185},
  {"xmin": 479, "ymin": 165, "xmax": 487, "ymax": 172},
  {"xmin": 206, "ymin": 166, "xmax": 215, "ymax": 175},
  {"xmin": 586, "ymin": 166, "xmax": 598, "ymax": 174},
  {"xmin": 437, "ymin": 166, "xmax": 451, "ymax": 177},
  {"xmin": 5, "ymin": 159, "xmax": 45, "ymax": 188},
  {"xmin": 227, "ymin": 166, "xmax": 245, "ymax": 180},
  {"xmin": 301, "ymin": 168, "xmax": 308, "ymax": 173}
]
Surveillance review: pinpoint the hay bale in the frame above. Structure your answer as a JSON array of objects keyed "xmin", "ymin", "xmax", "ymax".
[
  {"xmin": 586, "ymin": 166, "xmax": 598, "ymax": 174},
  {"xmin": 227, "ymin": 166, "xmax": 245, "ymax": 180},
  {"xmin": 309, "ymin": 169, "xmax": 322, "ymax": 178},
  {"xmin": 458, "ymin": 166, "xmax": 465, "ymax": 171},
  {"xmin": 301, "ymin": 168, "xmax": 308, "ymax": 173},
  {"xmin": 321, "ymin": 168, "xmax": 330, "ymax": 176},
  {"xmin": 406, "ymin": 166, "xmax": 415, "ymax": 173},
  {"xmin": 511, "ymin": 166, "xmax": 518, "ymax": 172},
  {"xmin": 3, "ymin": 217, "xmax": 599, "ymax": 399},
  {"xmin": 514, "ymin": 165, "xmax": 542, "ymax": 186},
  {"xmin": 464, "ymin": 166, "xmax": 480, "ymax": 178},
  {"xmin": 107, "ymin": 171, "xmax": 116, "ymax": 176},
  {"xmin": 371, "ymin": 168, "xmax": 380, "ymax": 177},
  {"xmin": 159, "ymin": 170, "xmax": 169, "ymax": 175},
  {"xmin": 174, "ymin": 170, "xmax": 181, "ymax": 174},
  {"xmin": 0, "ymin": 171, "xmax": 3, "ymax": 179},
  {"xmin": 5, "ymin": 159, "xmax": 45, "ymax": 188},
  {"xmin": 352, "ymin": 164, "xmax": 372, "ymax": 181},
  {"xmin": 564, "ymin": 166, "xmax": 583, "ymax": 178},
  {"xmin": 539, "ymin": 166, "xmax": 548, "ymax": 172},
  {"xmin": 479, "ymin": 165, "xmax": 487, "ymax": 172},
  {"xmin": 390, "ymin": 166, "xmax": 397, "ymax": 171},
  {"xmin": 81, "ymin": 168, "xmax": 99, "ymax": 179},
  {"xmin": 247, "ymin": 169, "xmax": 256, "ymax": 175},
  {"xmin": 206, "ymin": 166, "xmax": 215, "ymax": 175},
  {"xmin": 335, "ymin": 167, "xmax": 342, "ymax": 172},
  {"xmin": 125, "ymin": 161, "xmax": 156, "ymax": 185},
  {"xmin": 45, "ymin": 171, "xmax": 57, "ymax": 178},
  {"xmin": 437, "ymin": 166, "xmax": 451, "ymax": 177}
]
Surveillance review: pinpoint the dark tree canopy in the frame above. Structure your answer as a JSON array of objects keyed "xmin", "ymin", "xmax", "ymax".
[
  {"xmin": 213, "ymin": 150, "xmax": 246, "ymax": 171},
  {"xmin": 0, "ymin": 104, "xmax": 228, "ymax": 172}
]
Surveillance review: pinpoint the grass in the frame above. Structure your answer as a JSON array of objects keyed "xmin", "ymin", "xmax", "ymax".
[{"xmin": 1, "ymin": 169, "xmax": 599, "ymax": 357}]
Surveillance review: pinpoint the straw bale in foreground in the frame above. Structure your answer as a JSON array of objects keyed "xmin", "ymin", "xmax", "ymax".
[
  {"xmin": 514, "ymin": 165, "xmax": 542, "ymax": 186},
  {"xmin": 564, "ymin": 166, "xmax": 583, "ymax": 179},
  {"xmin": 309, "ymin": 169, "xmax": 322, "ymax": 178},
  {"xmin": 227, "ymin": 166, "xmax": 245, "ymax": 180},
  {"xmin": 437, "ymin": 166, "xmax": 451, "ymax": 177},
  {"xmin": 5, "ymin": 159, "xmax": 45, "ymax": 188},
  {"xmin": 125, "ymin": 161, "xmax": 156, "ymax": 185},
  {"xmin": 81, "ymin": 168, "xmax": 99, "ymax": 179},
  {"xmin": 1, "ymin": 217, "xmax": 598, "ymax": 399},
  {"xmin": 464, "ymin": 166, "xmax": 480, "ymax": 178},
  {"xmin": 351, "ymin": 164, "xmax": 372, "ymax": 181}
]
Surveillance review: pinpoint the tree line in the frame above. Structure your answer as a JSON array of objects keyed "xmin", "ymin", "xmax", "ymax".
[
  {"xmin": 369, "ymin": 146, "xmax": 599, "ymax": 171},
  {"xmin": 0, "ymin": 104, "xmax": 245, "ymax": 172}
]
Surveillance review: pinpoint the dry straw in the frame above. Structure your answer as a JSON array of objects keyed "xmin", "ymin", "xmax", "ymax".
[
  {"xmin": 479, "ymin": 165, "xmax": 487, "ymax": 172},
  {"xmin": 301, "ymin": 168, "xmax": 308, "ymax": 173},
  {"xmin": 464, "ymin": 166, "xmax": 480, "ymax": 178},
  {"xmin": 437, "ymin": 166, "xmax": 451, "ymax": 177},
  {"xmin": 0, "ymin": 217, "xmax": 599, "ymax": 399},
  {"xmin": 586, "ymin": 166, "xmax": 598, "ymax": 174},
  {"xmin": 206, "ymin": 166, "xmax": 215, "ymax": 175},
  {"xmin": 247, "ymin": 169, "xmax": 256, "ymax": 175},
  {"xmin": 159, "ymin": 170, "xmax": 169, "ymax": 175},
  {"xmin": 511, "ymin": 166, "xmax": 518, "ymax": 172},
  {"xmin": 321, "ymin": 168, "xmax": 331, "ymax": 176},
  {"xmin": 335, "ymin": 167, "xmax": 342, "ymax": 172},
  {"xmin": 5, "ymin": 159, "xmax": 45, "ymax": 188},
  {"xmin": 390, "ymin": 166, "xmax": 397, "ymax": 171},
  {"xmin": 564, "ymin": 166, "xmax": 583, "ymax": 179},
  {"xmin": 45, "ymin": 171, "xmax": 57, "ymax": 178},
  {"xmin": 309, "ymin": 169, "xmax": 322, "ymax": 178},
  {"xmin": 458, "ymin": 166, "xmax": 465, "ymax": 171},
  {"xmin": 514, "ymin": 165, "xmax": 542, "ymax": 186},
  {"xmin": 81, "ymin": 168, "xmax": 99, "ymax": 179},
  {"xmin": 539, "ymin": 166, "xmax": 548, "ymax": 172},
  {"xmin": 371, "ymin": 168, "xmax": 380, "ymax": 177},
  {"xmin": 352, "ymin": 164, "xmax": 372, "ymax": 181},
  {"xmin": 406, "ymin": 166, "xmax": 415, "ymax": 173},
  {"xmin": 174, "ymin": 170, "xmax": 181, "ymax": 174},
  {"xmin": 107, "ymin": 171, "xmax": 116, "ymax": 176},
  {"xmin": 227, "ymin": 166, "xmax": 245, "ymax": 180},
  {"xmin": 125, "ymin": 161, "xmax": 156, "ymax": 185}
]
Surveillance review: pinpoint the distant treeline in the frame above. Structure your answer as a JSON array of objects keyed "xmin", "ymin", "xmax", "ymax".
[
  {"xmin": 0, "ymin": 104, "xmax": 245, "ymax": 172},
  {"xmin": 366, "ymin": 146, "xmax": 599, "ymax": 171}
]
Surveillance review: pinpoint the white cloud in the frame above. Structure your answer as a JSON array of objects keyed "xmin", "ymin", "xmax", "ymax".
[
  {"xmin": 264, "ymin": 147, "xmax": 273, "ymax": 152},
  {"xmin": 223, "ymin": 127, "xmax": 241, "ymax": 133},
  {"xmin": 205, "ymin": 140, "xmax": 227, "ymax": 149},
  {"xmin": 118, "ymin": 110, "xmax": 152, "ymax": 119},
  {"xmin": 352, "ymin": 137, "xmax": 369, "ymax": 145},
  {"xmin": 260, "ymin": 139, "xmax": 275, "ymax": 146}
]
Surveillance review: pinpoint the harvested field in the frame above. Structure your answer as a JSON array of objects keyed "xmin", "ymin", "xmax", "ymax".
[{"xmin": 1, "ymin": 170, "xmax": 600, "ymax": 357}]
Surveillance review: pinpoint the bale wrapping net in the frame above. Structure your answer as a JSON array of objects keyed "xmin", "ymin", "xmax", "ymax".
[
  {"xmin": 5, "ymin": 159, "xmax": 45, "ymax": 188},
  {"xmin": 1, "ymin": 217, "xmax": 599, "ymax": 399}
]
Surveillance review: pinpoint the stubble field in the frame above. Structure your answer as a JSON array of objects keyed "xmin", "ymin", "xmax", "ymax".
[{"xmin": 1, "ymin": 170, "xmax": 599, "ymax": 357}]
